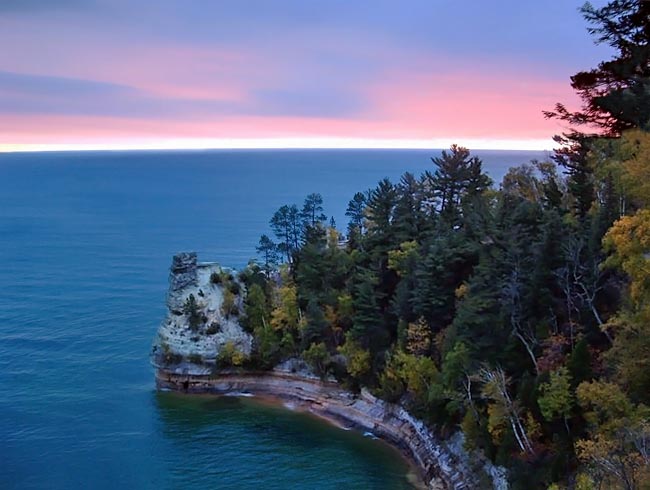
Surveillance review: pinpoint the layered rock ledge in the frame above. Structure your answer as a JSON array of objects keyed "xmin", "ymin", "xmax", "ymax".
[{"xmin": 155, "ymin": 368, "xmax": 507, "ymax": 490}]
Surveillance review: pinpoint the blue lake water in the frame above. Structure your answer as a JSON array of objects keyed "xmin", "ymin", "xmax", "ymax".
[{"xmin": 0, "ymin": 149, "xmax": 545, "ymax": 489}]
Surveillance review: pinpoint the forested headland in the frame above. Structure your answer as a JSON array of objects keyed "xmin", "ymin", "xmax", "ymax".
[{"xmin": 231, "ymin": 2, "xmax": 650, "ymax": 488}]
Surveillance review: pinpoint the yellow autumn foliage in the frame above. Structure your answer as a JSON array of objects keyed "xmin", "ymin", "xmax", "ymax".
[{"xmin": 603, "ymin": 209, "xmax": 650, "ymax": 305}]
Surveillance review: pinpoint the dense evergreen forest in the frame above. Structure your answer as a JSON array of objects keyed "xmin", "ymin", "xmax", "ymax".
[{"xmin": 234, "ymin": 2, "xmax": 650, "ymax": 488}]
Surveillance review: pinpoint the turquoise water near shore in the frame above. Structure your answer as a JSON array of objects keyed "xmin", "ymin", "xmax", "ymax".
[{"xmin": 0, "ymin": 149, "xmax": 545, "ymax": 489}]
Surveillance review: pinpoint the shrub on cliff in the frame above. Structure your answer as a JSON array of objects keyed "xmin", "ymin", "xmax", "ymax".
[
  {"xmin": 217, "ymin": 341, "xmax": 246, "ymax": 367},
  {"xmin": 188, "ymin": 353, "xmax": 203, "ymax": 364},
  {"xmin": 221, "ymin": 290, "xmax": 239, "ymax": 318},
  {"xmin": 338, "ymin": 338, "xmax": 371, "ymax": 383},
  {"xmin": 160, "ymin": 342, "xmax": 183, "ymax": 365},
  {"xmin": 228, "ymin": 281, "xmax": 241, "ymax": 296},
  {"xmin": 242, "ymin": 283, "xmax": 269, "ymax": 333},
  {"xmin": 249, "ymin": 327, "xmax": 283, "ymax": 370},
  {"xmin": 183, "ymin": 294, "xmax": 203, "ymax": 331},
  {"xmin": 303, "ymin": 342, "xmax": 331, "ymax": 378},
  {"xmin": 205, "ymin": 322, "xmax": 221, "ymax": 335}
]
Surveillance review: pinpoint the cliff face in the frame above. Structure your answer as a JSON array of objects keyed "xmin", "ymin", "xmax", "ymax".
[
  {"xmin": 152, "ymin": 253, "xmax": 508, "ymax": 490},
  {"xmin": 151, "ymin": 252, "xmax": 253, "ymax": 375}
]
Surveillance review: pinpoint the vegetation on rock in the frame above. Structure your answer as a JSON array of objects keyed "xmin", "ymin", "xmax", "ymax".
[{"xmin": 183, "ymin": 294, "xmax": 204, "ymax": 331}]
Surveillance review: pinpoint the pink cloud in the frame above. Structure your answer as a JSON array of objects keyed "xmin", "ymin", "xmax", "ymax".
[
  {"xmin": 0, "ymin": 1, "xmax": 592, "ymax": 150},
  {"xmin": 0, "ymin": 39, "xmax": 578, "ymax": 148},
  {"xmin": 366, "ymin": 71, "xmax": 579, "ymax": 139}
]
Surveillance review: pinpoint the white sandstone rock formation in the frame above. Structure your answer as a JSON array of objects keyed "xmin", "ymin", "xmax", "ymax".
[{"xmin": 151, "ymin": 252, "xmax": 253, "ymax": 374}]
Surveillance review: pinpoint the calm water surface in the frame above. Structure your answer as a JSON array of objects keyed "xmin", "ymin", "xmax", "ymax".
[{"xmin": 0, "ymin": 149, "xmax": 545, "ymax": 489}]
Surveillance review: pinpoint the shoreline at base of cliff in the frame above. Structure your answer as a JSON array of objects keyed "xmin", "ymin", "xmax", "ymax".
[
  {"xmin": 155, "ymin": 368, "xmax": 507, "ymax": 490},
  {"xmin": 163, "ymin": 387, "xmax": 429, "ymax": 490}
]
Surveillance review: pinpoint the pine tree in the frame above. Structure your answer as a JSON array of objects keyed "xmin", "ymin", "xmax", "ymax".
[
  {"xmin": 302, "ymin": 299, "xmax": 328, "ymax": 349},
  {"xmin": 256, "ymin": 234, "xmax": 279, "ymax": 272},
  {"xmin": 350, "ymin": 269, "xmax": 387, "ymax": 352},
  {"xmin": 552, "ymin": 135, "xmax": 595, "ymax": 220},
  {"xmin": 270, "ymin": 204, "xmax": 303, "ymax": 263},
  {"xmin": 424, "ymin": 145, "xmax": 490, "ymax": 227},
  {"xmin": 346, "ymin": 191, "xmax": 368, "ymax": 248},
  {"xmin": 393, "ymin": 172, "xmax": 425, "ymax": 242},
  {"xmin": 243, "ymin": 283, "xmax": 269, "ymax": 332},
  {"xmin": 365, "ymin": 179, "xmax": 397, "ymax": 239},
  {"xmin": 346, "ymin": 191, "xmax": 367, "ymax": 232},
  {"xmin": 545, "ymin": 0, "xmax": 650, "ymax": 134},
  {"xmin": 301, "ymin": 193, "xmax": 327, "ymax": 228}
]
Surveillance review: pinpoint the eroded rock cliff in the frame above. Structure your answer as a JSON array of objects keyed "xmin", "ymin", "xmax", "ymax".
[{"xmin": 151, "ymin": 252, "xmax": 253, "ymax": 375}]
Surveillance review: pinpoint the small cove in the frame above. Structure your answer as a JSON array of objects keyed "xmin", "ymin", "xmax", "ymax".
[{"xmin": 154, "ymin": 392, "xmax": 418, "ymax": 489}]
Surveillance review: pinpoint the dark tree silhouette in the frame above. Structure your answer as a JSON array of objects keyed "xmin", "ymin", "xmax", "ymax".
[{"xmin": 545, "ymin": 0, "xmax": 650, "ymax": 135}]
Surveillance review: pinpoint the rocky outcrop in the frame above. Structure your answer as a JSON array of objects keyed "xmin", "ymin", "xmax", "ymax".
[
  {"xmin": 152, "ymin": 253, "xmax": 507, "ymax": 490},
  {"xmin": 168, "ymin": 252, "xmax": 199, "ymax": 308},
  {"xmin": 155, "ymin": 369, "xmax": 508, "ymax": 490},
  {"xmin": 151, "ymin": 253, "xmax": 253, "ymax": 375}
]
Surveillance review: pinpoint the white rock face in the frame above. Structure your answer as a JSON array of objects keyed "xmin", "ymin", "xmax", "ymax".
[{"xmin": 152, "ymin": 252, "xmax": 253, "ymax": 370}]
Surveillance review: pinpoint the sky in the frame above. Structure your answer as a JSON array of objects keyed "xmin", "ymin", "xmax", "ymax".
[{"xmin": 0, "ymin": 0, "xmax": 611, "ymax": 152}]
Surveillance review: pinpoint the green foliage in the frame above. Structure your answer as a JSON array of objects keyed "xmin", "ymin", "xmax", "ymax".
[
  {"xmin": 365, "ymin": 178, "xmax": 397, "ymax": 237},
  {"xmin": 210, "ymin": 272, "xmax": 222, "ymax": 285},
  {"xmin": 303, "ymin": 342, "xmax": 330, "ymax": 378},
  {"xmin": 270, "ymin": 283, "xmax": 300, "ymax": 332},
  {"xmin": 538, "ymin": 367, "xmax": 574, "ymax": 423},
  {"xmin": 339, "ymin": 337, "xmax": 371, "ymax": 381},
  {"xmin": 301, "ymin": 193, "xmax": 327, "ymax": 227},
  {"xmin": 270, "ymin": 204, "xmax": 302, "ymax": 263},
  {"xmin": 256, "ymin": 234, "xmax": 279, "ymax": 273},
  {"xmin": 379, "ymin": 350, "xmax": 440, "ymax": 413},
  {"xmin": 244, "ymin": 273, "xmax": 301, "ymax": 368},
  {"xmin": 251, "ymin": 321, "xmax": 283, "ymax": 369},
  {"xmin": 577, "ymin": 380, "xmax": 632, "ymax": 430},
  {"xmin": 217, "ymin": 341, "xmax": 246, "ymax": 367},
  {"xmin": 242, "ymin": 283, "xmax": 269, "ymax": 332},
  {"xmin": 619, "ymin": 130, "xmax": 650, "ymax": 209},
  {"xmin": 349, "ymin": 269, "xmax": 387, "ymax": 352},
  {"xmin": 183, "ymin": 294, "xmax": 203, "ymax": 331},
  {"xmin": 393, "ymin": 173, "xmax": 426, "ymax": 241},
  {"xmin": 441, "ymin": 341, "xmax": 470, "ymax": 390},
  {"xmin": 567, "ymin": 338, "xmax": 592, "ymax": 387},
  {"xmin": 188, "ymin": 353, "xmax": 203, "ymax": 364},
  {"xmin": 221, "ymin": 289, "xmax": 238, "ymax": 318},
  {"xmin": 226, "ymin": 280, "xmax": 241, "ymax": 296},
  {"xmin": 424, "ymin": 144, "xmax": 491, "ymax": 226},
  {"xmin": 414, "ymin": 232, "xmax": 478, "ymax": 334},
  {"xmin": 387, "ymin": 240, "xmax": 419, "ymax": 276},
  {"xmin": 160, "ymin": 342, "xmax": 183, "ymax": 365},
  {"xmin": 346, "ymin": 191, "xmax": 367, "ymax": 243},
  {"xmin": 301, "ymin": 299, "xmax": 328, "ymax": 349}
]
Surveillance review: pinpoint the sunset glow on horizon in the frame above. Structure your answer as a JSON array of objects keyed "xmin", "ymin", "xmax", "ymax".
[
  {"xmin": 0, "ymin": 137, "xmax": 558, "ymax": 153},
  {"xmin": 0, "ymin": 1, "xmax": 610, "ymax": 152}
]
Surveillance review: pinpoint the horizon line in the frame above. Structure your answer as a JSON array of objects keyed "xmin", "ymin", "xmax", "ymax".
[{"xmin": 0, "ymin": 137, "xmax": 557, "ymax": 154}]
